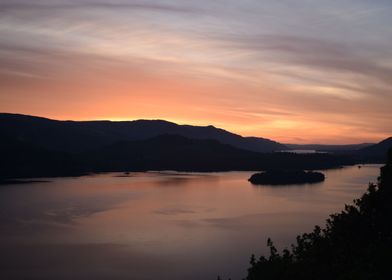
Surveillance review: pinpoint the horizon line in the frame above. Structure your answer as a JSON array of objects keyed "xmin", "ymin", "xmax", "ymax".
[{"xmin": 1, "ymin": 111, "xmax": 385, "ymax": 145}]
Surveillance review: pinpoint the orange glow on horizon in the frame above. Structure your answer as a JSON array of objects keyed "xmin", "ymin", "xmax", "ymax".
[{"xmin": 1, "ymin": 1, "xmax": 391, "ymax": 144}]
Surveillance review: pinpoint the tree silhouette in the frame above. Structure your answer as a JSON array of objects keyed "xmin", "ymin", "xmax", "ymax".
[{"xmin": 245, "ymin": 149, "xmax": 392, "ymax": 280}]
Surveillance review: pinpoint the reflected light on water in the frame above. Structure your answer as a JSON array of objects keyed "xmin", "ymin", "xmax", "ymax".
[{"xmin": 0, "ymin": 165, "xmax": 381, "ymax": 280}]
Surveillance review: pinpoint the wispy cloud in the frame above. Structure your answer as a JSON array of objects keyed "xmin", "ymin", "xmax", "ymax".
[
  {"xmin": 215, "ymin": 33, "xmax": 392, "ymax": 87},
  {"xmin": 0, "ymin": 1, "xmax": 199, "ymax": 14},
  {"xmin": 0, "ymin": 0, "xmax": 391, "ymax": 143}
]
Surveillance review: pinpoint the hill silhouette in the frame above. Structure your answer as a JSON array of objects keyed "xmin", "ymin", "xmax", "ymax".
[
  {"xmin": 286, "ymin": 143, "xmax": 374, "ymax": 152},
  {"xmin": 1, "ymin": 113, "xmax": 389, "ymax": 180},
  {"xmin": 0, "ymin": 135, "xmax": 86, "ymax": 180},
  {"xmin": 0, "ymin": 113, "xmax": 286, "ymax": 153},
  {"xmin": 1, "ymin": 133, "xmax": 356, "ymax": 180},
  {"xmin": 82, "ymin": 134, "xmax": 258, "ymax": 172},
  {"xmin": 358, "ymin": 137, "xmax": 392, "ymax": 161}
]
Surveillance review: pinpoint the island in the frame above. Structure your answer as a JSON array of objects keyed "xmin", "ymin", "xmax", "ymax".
[{"xmin": 248, "ymin": 170, "xmax": 325, "ymax": 185}]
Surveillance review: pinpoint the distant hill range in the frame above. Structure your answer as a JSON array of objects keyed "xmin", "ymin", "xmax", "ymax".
[
  {"xmin": 287, "ymin": 139, "xmax": 392, "ymax": 162},
  {"xmin": 0, "ymin": 113, "xmax": 286, "ymax": 153},
  {"xmin": 286, "ymin": 143, "xmax": 374, "ymax": 152},
  {"xmin": 358, "ymin": 137, "xmax": 392, "ymax": 161},
  {"xmin": 0, "ymin": 132, "xmax": 357, "ymax": 179},
  {"xmin": 0, "ymin": 113, "xmax": 390, "ymax": 179}
]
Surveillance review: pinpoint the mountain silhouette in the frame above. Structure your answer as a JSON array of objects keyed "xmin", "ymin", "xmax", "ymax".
[
  {"xmin": 358, "ymin": 137, "xmax": 392, "ymax": 160},
  {"xmin": 0, "ymin": 113, "xmax": 286, "ymax": 153},
  {"xmin": 286, "ymin": 143, "xmax": 374, "ymax": 152},
  {"xmin": 82, "ymin": 134, "xmax": 260, "ymax": 172},
  {"xmin": 1, "ymin": 113, "xmax": 387, "ymax": 180},
  {"xmin": 1, "ymin": 132, "xmax": 356, "ymax": 180},
  {"xmin": 0, "ymin": 135, "xmax": 84, "ymax": 179}
]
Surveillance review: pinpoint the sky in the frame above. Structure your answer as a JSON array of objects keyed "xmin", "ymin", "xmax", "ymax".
[{"xmin": 1, "ymin": 0, "xmax": 392, "ymax": 144}]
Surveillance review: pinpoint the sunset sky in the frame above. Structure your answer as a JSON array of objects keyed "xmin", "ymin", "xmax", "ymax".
[{"xmin": 1, "ymin": 0, "xmax": 392, "ymax": 144}]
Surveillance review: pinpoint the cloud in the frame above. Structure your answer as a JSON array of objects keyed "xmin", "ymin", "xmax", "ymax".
[
  {"xmin": 0, "ymin": 0, "xmax": 198, "ymax": 14},
  {"xmin": 0, "ymin": 0, "xmax": 391, "ymax": 143},
  {"xmin": 216, "ymin": 33, "xmax": 392, "ymax": 88}
]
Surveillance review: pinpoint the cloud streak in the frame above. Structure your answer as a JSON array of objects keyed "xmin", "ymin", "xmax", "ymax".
[
  {"xmin": 0, "ymin": 1, "xmax": 198, "ymax": 14},
  {"xmin": 0, "ymin": 0, "xmax": 391, "ymax": 143}
]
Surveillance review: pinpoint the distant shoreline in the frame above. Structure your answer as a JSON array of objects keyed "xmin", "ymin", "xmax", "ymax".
[{"xmin": 1, "ymin": 163, "xmax": 382, "ymax": 185}]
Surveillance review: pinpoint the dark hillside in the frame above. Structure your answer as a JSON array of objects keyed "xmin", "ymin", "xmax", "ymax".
[
  {"xmin": 358, "ymin": 137, "xmax": 392, "ymax": 162},
  {"xmin": 0, "ymin": 113, "xmax": 286, "ymax": 153}
]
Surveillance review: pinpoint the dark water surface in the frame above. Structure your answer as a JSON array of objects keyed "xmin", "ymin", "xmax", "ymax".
[{"xmin": 0, "ymin": 165, "xmax": 381, "ymax": 280}]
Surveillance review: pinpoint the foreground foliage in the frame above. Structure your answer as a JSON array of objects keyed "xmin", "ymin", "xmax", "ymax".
[{"xmin": 246, "ymin": 149, "xmax": 392, "ymax": 280}]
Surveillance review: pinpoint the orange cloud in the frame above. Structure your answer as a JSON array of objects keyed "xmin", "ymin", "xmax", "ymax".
[{"xmin": 1, "ymin": 1, "xmax": 391, "ymax": 144}]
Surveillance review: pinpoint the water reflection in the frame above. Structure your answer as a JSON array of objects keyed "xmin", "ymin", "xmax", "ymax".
[
  {"xmin": 150, "ymin": 172, "xmax": 220, "ymax": 187},
  {"xmin": 0, "ymin": 165, "xmax": 381, "ymax": 280}
]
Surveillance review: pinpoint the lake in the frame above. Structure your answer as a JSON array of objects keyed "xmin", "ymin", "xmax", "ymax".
[
  {"xmin": 276, "ymin": 149, "xmax": 328, "ymax": 154},
  {"xmin": 0, "ymin": 164, "xmax": 381, "ymax": 280}
]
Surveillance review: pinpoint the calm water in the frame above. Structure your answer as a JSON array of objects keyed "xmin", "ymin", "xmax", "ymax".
[
  {"xmin": 277, "ymin": 149, "xmax": 328, "ymax": 154},
  {"xmin": 0, "ymin": 165, "xmax": 381, "ymax": 280}
]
